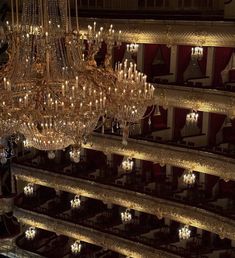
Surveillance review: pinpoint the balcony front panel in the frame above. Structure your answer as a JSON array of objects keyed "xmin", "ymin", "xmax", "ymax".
[
  {"xmin": 12, "ymin": 164, "xmax": 235, "ymax": 241},
  {"xmin": 79, "ymin": 19, "xmax": 235, "ymax": 47},
  {"xmin": 82, "ymin": 134, "xmax": 235, "ymax": 182},
  {"xmin": 14, "ymin": 207, "xmax": 179, "ymax": 258},
  {"xmin": 155, "ymin": 84, "xmax": 235, "ymax": 117}
]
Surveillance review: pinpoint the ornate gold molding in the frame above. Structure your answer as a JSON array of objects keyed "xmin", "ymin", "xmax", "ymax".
[
  {"xmin": 12, "ymin": 164, "xmax": 235, "ymax": 240},
  {"xmin": 0, "ymin": 197, "xmax": 14, "ymax": 214},
  {"xmin": 14, "ymin": 207, "xmax": 179, "ymax": 258},
  {"xmin": 155, "ymin": 84, "xmax": 235, "ymax": 118},
  {"xmin": 79, "ymin": 18, "xmax": 235, "ymax": 47},
  {"xmin": 83, "ymin": 133, "xmax": 235, "ymax": 182}
]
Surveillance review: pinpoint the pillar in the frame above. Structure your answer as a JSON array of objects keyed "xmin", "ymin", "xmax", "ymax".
[
  {"xmin": 206, "ymin": 47, "xmax": 215, "ymax": 85},
  {"xmin": 137, "ymin": 44, "xmax": 144, "ymax": 72},
  {"xmin": 169, "ymin": 45, "xmax": 178, "ymax": 82}
]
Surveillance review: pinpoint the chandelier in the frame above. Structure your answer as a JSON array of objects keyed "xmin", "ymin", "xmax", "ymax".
[
  {"xmin": 186, "ymin": 110, "xmax": 199, "ymax": 125},
  {"xmin": 191, "ymin": 47, "xmax": 203, "ymax": 61},
  {"xmin": 179, "ymin": 225, "xmax": 191, "ymax": 240},
  {"xmin": 110, "ymin": 60, "xmax": 155, "ymax": 144},
  {"xmin": 25, "ymin": 227, "xmax": 36, "ymax": 240},
  {"xmin": 70, "ymin": 195, "xmax": 81, "ymax": 209},
  {"xmin": 0, "ymin": 0, "xmax": 155, "ymax": 152},
  {"xmin": 121, "ymin": 157, "xmax": 134, "ymax": 172},
  {"xmin": 183, "ymin": 170, "xmax": 196, "ymax": 185},
  {"xmin": 121, "ymin": 209, "xmax": 132, "ymax": 224},
  {"xmin": 126, "ymin": 43, "xmax": 139, "ymax": 54},
  {"xmin": 23, "ymin": 183, "xmax": 34, "ymax": 197},
  {"xmin": 71, "ymin": 240, "xmax": 82, "ymax": 255}
]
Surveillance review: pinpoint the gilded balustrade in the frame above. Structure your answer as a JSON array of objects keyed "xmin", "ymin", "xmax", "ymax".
[
  {"xmin": 12, "ymin": 164, "xmax": 235, "ymax": 240},
  {"xmin": 14, "ymin": 207, "xmax": 179, "ymax": 258}
]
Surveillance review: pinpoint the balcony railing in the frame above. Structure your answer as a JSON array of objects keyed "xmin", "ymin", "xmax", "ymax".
[
  {"xmin": 12, "ymin": 163, "xmax": 235, "ymax": 241},
  {"xmin": 155, "ymin": 84, "xmax": 235, "ymax": 117},
  {"xmin": 14, "ymin": 207, "xmax": 180, "ymax": 258}
]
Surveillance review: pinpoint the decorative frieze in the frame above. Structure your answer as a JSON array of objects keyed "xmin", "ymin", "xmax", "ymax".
[
  {"xmin": 14, "ymin": 207, "xmax": 179, "ymax": 258},
  {"xmin": 12, "ymin": 164, "xmax": 235, "ymax": 240},
  {"xmin": 155, "ymin": 84, "xmax": 235, "ymax": 118},
  {"xmin": 79, "ymin": 19, "xmax": 235, "ymax": 47}
]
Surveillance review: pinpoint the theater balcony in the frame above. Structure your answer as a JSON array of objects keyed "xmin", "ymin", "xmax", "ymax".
[
  {"xmin": 14, "ymin": 185, "xmax": 235, "ymax": 258},
  {"xmin": 12, "ymin": 159, "xmax": 235, "ymax": 241}
]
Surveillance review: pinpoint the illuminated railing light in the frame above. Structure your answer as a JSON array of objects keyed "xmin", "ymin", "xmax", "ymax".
[{"xmin": 126, "ymin": 43, "xmax": 139, "ymax": 54}]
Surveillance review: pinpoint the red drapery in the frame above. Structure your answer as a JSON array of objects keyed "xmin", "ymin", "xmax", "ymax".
[
  {"xmin": 177, "ymin": 45, "xmax": 192, "ymax": 83},
  {"xmin": 113, "ymin": 43, "xmax": 126, "ymax": 64},
  {"xmin": 213, "ymin": 47, "xmax": 234, "ymax": 87},
  {"xmin": 144, "ymin": 44, "xmax": 171, "ymax": 80},
  {"xmin": 208, "ymin": 113, "xmax": 225, "ymax": 146}
]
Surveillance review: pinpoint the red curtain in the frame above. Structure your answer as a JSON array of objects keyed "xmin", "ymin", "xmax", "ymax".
[
  {"xmin": 144, "ymin": 44, "xmax": 171, "ymax": 80},
  {"xmin": 213, "ymin": 47, "xmax": 234, "ymax": 87},
  {"xmin": 177, "ymin": 45, "xmax": 192, "ymax": 83},
  {"xmin": 223, "ymin": 120, "xmax": 235, "ymax": 143},
  {"xmin": 113, "ymin": 43, "xmax": 126, "ymax": 64},
  {"xmin": 173, "ymin": 108, "xmax": 188, "ymax": 140},
  {"xmin": 208, "ymin": 113, "xmax": 225, "ymax": 146}
]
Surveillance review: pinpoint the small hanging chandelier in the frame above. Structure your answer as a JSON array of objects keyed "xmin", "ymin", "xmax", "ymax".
[
  {"xmin": 25, "ymin": 227, "xmax": 36, "ymax": 240},
  {"xmin": 70, "ymin": 195, "xmax": 81, "ymax": 209},
  {"xmin": 126, "ymin": 43, "xmax": 139, "ymax": 54},
  {"xmin": 121, "ymin": 209, "xmax": 132, "ymax": 224},
  {"xmin": 71, "ymin": 240, "xmax": 82, "ymax": 255},
  {"xmin": 121, "ymin": 157, "xmax": 134, "ymax": 172},
  {"xmin": 179, "ymin": 225, "xmax": 191, "ymax": 240},
  {"xmin": 186, "ymin": 109, "xmax": 199, "ymax": 125},
  {"xmin": 191, "ymin": 47, "xmax": 203, "ymax": 61},
  {"xmin": 23, "ymin": 183, "xmax": 34, "ymax": 197},
  {"xmin": 183, "ymin": 170, "xmax": 196, "ymax": 185}
]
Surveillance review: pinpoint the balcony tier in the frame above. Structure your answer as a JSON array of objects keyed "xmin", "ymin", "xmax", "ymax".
[
  {"xmin": 81, "ymin": 133, "xmax": 235, "ymax": 182},
  {"xmin": 12, "ymin": 164, "xmax": 235, "ymax": 240},
  {"xmin": 14, "ymin": 207, "xmax": 179, "ymax": 258}
]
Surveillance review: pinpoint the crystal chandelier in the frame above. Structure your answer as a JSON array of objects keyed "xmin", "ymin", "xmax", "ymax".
[
  {"xmin": 126, "ymin": 43, "xmax": 139, "ymax": 54},
  {"xmin": 183, "ymin": 170, "xmax": 196, "ymax": 185},
  {"xmin": 179, "ymin": 225, "xmax": 191, "ymax": 240},
  {"xmin": 121, "ymin": 209, "xmax": 132, "ymax": 224},
  {"xmin": 0, "ymin": 0, "xmax": 155, "ymax": 152},
  {"xmin": 111, "ymin": 60, "xmax": 155, "ymax": 144},
  {"xmin": 0, "ymin": 0, "xmax": 114, "ymax": 153},
  {"xmin": 70, "ymin": 195, "xmax": 81, "ymax": 209},
  {"xmin": 25, "ymin": 227, "xmax": 36, "ymax": 240},
  {"xmin": 191, "ymin": 47, "xmax": 203, "ymax": 61},
  {"xmin": 121, "ymin": 157, "xmax": 134, "ymax": 172},
  {"xmin": 186, "ymin": 110, "xmax": 199, "ymax": 125},
  {"xmin": 23, "ymin": 183, "xmax": 34, "ymax": 197},
  {"xmin": 71, "ymin": 240, "xmax": 82, "ymax": 255}
]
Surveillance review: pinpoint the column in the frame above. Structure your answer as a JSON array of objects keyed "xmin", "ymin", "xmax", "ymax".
[
  {"xmin": 167, "ymin": 107, "xmax": 174, "ymax": 140},
  {"xmin": 202, "ymin": 111, "xmax": 210, "ymax": 146},
  {"xmin": 165, "ymin": 164, "xmax": 172, "ymax": 182},
  {"xmin": 137, "ymin": 44, "xmax": 144, "ymax": 72},
  {"xmin": 205, "ymin": 47, "xmax": 215, "ymax": 85},
  {"xmin": 81, "ymin": 148, "xmax": 87, "ymax": 162},
  {"xmin": 11, "ymin": 173, "xmax": 16, "ymax": 194},
  {"xmin": 105, "ymin": 153, "xmax": 113, "ymax": 167},
  {"xmin": 169, "ymin": 45, "xmax": 178, "ymax": 82}
]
